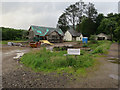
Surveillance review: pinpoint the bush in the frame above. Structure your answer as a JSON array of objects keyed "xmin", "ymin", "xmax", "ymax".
[
  {"xmin": 73, "ymin": 55, "xmax": 94, "ymax": 69},
  {"xmin": 92, "ymin": 46, "xmax": 105, "ymax": 54},
  {"xmin": 91, "ymin": 41, "xmax": 112, "ymax": 54},
  {"xmin": 82, "ymin": 44, "xmax": 88, "ymax": 47},
  {"xmin": 80, "ymin": 50, "xmax": 86, "ymax": 55},
  {"xmin": 53, "ymin": 46, "xmax": 74, "ymax": 51},
  {"xmin": 90, "ymin": 35, "xmax": 98, "ymax": 44}
]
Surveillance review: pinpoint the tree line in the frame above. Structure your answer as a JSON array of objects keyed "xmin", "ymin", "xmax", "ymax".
[
  {"xmin": 57, "ymin": 0, "xmax": 120, "ymax": 42},
  {"xmin": 1, "ymin": 27, "xmax": 28, "ymax": 40}
]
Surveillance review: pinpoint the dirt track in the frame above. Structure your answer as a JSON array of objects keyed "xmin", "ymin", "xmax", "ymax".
[
  {"xmin": 68, "ymin": 43, "xmax": 119, "ymax": 88},
  {"xmin": 1, "ymin": 43, "xmax": 119, "ymax": 88}
]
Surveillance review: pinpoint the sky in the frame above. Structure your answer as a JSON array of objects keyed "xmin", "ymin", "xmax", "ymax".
[{"xmin": 0, "ymin": 0, "xmax": 119, "ymax": 30}]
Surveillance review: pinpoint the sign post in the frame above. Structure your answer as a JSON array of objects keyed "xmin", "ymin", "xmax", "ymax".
[
  {"xmin": 67, "ymin": 49, "xmax": 80, "ymax": 55},
  {"xmin": 66, "ymin": 49, "xmax": 80, "ymax": 59}
]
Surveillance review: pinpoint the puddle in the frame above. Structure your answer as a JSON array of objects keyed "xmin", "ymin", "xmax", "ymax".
[
  {"xmin": 109, "ymin": 74, "xmax": 120, "ymax": 80},
  {"xmin": 15, "ymin": 50, "xmax": 27, "ymax": 53},
  {"xmin": 108, "ymin": 57, "xmax": 119, "ymax": 60},
  {"xmin": 4, "ymin": 50, "xmax": 27, "ymax": 55},
  {"xmin": 107, "ymin": 57, "xmax": 120, "ymax": 64}
]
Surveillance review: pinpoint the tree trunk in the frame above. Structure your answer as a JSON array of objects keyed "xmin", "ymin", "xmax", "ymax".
[
  {"xmin": 73, "ymin": 13, "xmax": 75, "ymax": 30},
  {"xmin": 110, "ymin": 26, "xmax": 113, "ymax": 42}
]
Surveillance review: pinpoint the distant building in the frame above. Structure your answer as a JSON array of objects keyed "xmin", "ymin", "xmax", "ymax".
[
  {"xmin": 28, "ymin": 25, "xmax": 64, "ymax": 43},
  {"xmin": 63, "ymin": 28, "xmax": 83, "ymax": 41},
  {"xmin": 95, "ymin": 33, "xmax": 111, "ymax": 40}
]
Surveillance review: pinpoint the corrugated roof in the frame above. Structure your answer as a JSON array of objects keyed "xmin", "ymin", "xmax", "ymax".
[
  {"xmin": 30, "ymin": 25, "xmax": 64, "ymax": 36},
  {"xmin": 68, "ymin": 28, "xmax": 81, "ymax": 37}
]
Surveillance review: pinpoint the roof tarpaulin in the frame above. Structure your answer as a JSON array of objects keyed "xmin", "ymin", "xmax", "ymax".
[{"xmin": 30, "ymin": 25, "xmax": 64, "ymax": 36}]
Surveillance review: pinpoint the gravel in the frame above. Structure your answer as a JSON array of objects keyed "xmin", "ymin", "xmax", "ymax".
[{"xmin": 2, "ymin": 67, "xmax": 72, "ymax": 88}]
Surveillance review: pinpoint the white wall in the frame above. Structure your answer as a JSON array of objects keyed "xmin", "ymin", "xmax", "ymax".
[
  {"xmin": 80, "ymin": 34, "xmax": 83, "ymax": 41},
  {"xmin": 63, "ymin": 31, "xmax": 72, "ymax": 41},
  {"xmin": 76, "ymin": 37, "xmax": 80, "ymax": 41},
  {"xmin": 76, "ymin": 34, "xmax": 83, "ymax": 41}
]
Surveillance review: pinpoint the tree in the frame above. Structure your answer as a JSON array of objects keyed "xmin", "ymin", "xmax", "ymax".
[
  {"xmin": 114, "ymin": 26, "xmax": 120, "ymax": 42},
  {"xmin": 96, "ymin": 14, "xmax": 104, "ymax": 26},
  {"xmin": 75, "ymin": 0, "xmax": 86, "ymax": 24},
  {"xmin": 84, "ymin": 2, "xmax": 97, "ymax": 20},
  {"xmin": 65, "ymin": 4, "xmax": 79, "ymax": 30},
  {"xmin": 78, "ymin": 18, "xmax": 96, "ymax": 37},
  {"xmin": 97, "ymin": 19, "xmax": 109, "ymax": 34},
  {"xmin": 22, "ymin": 30, "xmax": 29, "ymax": 39},
  {"xmin": 96, "ymin": 13, "xmax": 120, "ymax": 42},
  {"xmin": 97, "ymin": 18, "xmax": 117, "ymax": 41},
  {"xmin": 57, "ymin": 13, "xmax": 69, "ymax": 33},
  {"xmin": 114, "ymin": 14, "xmax": 120, "ymax": 42},
  {"xmin": 113, "ymin": 13, "xmax": 120, "ymax": 25},
  {"xmin": 107, "ymin": 13, "xmax": 114, "ymax": 18},
  {"xmin": 57, "ymin": 1, "xmax": 98, "ymax": 32},
  {"xmin": 90, "ymin": 35, "xmax": 97, "ymax": 43},
  {"xmin": 2, "ymin": 27, "xmax": 27, "ymax": 40},
  {"xmin": 95, "ymin": 13, "xmax": 105, "ymax": 34}
]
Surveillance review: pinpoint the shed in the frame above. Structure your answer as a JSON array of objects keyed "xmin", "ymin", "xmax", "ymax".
[
  {"xmin": 96, "ymin": 33, "xmax": 111, "ymax": 40},
  {"xmin": 63, "ymin": 28, "xmax": 83, "ymax": 41},
  {"xmin": 28, "ymin": 25, "xmax": 64, "ymax": 43}
]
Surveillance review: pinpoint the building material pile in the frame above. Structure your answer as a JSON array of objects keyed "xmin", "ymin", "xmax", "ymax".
[
  {"xmin": 8, "ymin": 42, "xmax": 22, "ymax": 46},
  {"xmin": 40, "ymin": 40, "xmax": 54, "ymax": 45}
]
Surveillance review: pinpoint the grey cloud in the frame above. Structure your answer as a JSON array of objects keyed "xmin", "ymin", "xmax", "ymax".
[
  {"xmin": 2, "ymin": 2, "xmax": 73, "ymax": 14},
  {"xmin": 94, "ymin": 2, "xmax": 118, "ymax": 15}
]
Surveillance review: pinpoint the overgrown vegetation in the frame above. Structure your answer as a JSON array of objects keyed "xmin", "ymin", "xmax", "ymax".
[
  {"xmin": 21, "ymin": 41, "xmax": 112, "ymax": 75},
  {"xmin": 82, "ymin": 44, "xmax": 88, "ymax": 47},
  {"xmin": 88, "ymin": 40, "xmax": 112, "ymax": 54},
  {"xmin": 89, "ymin": 35, "xmax": 98, "ymax": 44},
  {"xmin": 21, "ymin": 48, "xmax": 94, "ymax": 73}
]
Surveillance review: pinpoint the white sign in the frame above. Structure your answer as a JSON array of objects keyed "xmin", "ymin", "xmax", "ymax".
[{"xmin": 67, "ymin": 49, "xmax": 80, "ymax": 55}]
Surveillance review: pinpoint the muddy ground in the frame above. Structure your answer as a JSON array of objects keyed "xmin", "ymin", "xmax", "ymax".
[{"xmin": 1, "ymin": 42, "xmax": 119, "ymax": 88}]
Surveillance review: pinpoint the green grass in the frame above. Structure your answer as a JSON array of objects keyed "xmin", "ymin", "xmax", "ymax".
[
  {"xmin": 82, "ymin": 44, "xmax": 88, "ymax": 47},
  {"xmin": 0, "ymin": 40, "xmax": 27, "ymax": 44},
  {"xmin": 20, "ymin": 40, "xmax": 112, "ymax": 75},
  {"xmin": 89, "ymin": 40, "xmax": 112, "ymax": 54},
  {"xmin": 21, "ymin": 48, "xmax": 94, "ymax": 74}
]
